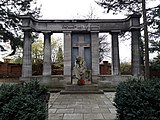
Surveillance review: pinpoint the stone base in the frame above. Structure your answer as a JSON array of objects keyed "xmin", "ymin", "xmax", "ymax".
[
  {"xmin": 60, "ymin": 84, "xmax": 104, "ymax": 94},
  {"xmin": 39, "ymin": 75, "xmax": 64, "ymax": 88},
  {"xmin": 65, "ymin": 84, "xmax": 99, "ymax": 91},
  {"xmin": 99, "ymin": 75, "xmax": 132, "ymax": 87},
  {"xmin": 19, "ymin": 77, "xmax": 32, "ymax": 83},
  {"xmin": 60, "ymin": 90, "xmax": 104, "ymax": 94}
]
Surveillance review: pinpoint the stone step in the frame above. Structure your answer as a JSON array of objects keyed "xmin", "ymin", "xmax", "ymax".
[
  {"xmin": 65, "ymin": 84, "xmax": 99, "ymax": 91},
  {"xmin": 60, "ymin": 84, "xmax": 104, "ymax": 94},
  {"xmin": 60, "ymin": 90, "xmax": 104, "ymax": 94}
]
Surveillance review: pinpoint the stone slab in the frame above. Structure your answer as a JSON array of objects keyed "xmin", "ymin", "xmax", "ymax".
[
  {"xmin": 61, "ymin": 84, "xmax": 104, "ymax": 94},
  {"xmin": 63, "ymin": 114, "xmax": 83, "ymax": 119},
  {"xmin": 84, "ymin": 113, "xmax": 104, "ymax": 120},
  {"xmin": 65, "ymin": 84, "xmax": 99, "ymax": 91},
  {"xmin": 60, "ymin": 90, "xmax": 104, "ymax": 94},
  {"xmin": 48, "ymin": 92, "xmax": 117, "ymax": 120}
]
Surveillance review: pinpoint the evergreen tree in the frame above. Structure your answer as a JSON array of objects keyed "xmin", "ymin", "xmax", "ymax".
[
  {"xmin": 96, "ymin": 0, "xmax": 160, "ymax": 44},
  {"xmin": 0, "ymin": 0, "xmax": 41, "ymax": 55}
]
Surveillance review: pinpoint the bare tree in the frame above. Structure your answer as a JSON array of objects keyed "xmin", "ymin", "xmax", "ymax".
[
  {"xmin": 75, "ymin": 6, "xmax": 111, "ymax": 63},
  {"xmin": 99, "ymin": 34, "xmax": 110, "ymax": 63}
]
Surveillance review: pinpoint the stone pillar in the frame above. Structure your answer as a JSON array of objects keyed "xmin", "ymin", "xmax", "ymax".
[
  {"xmin": 110, "ymin": 30, "xmax": 121, "ymax": 75},
  {"xmin": 43, "ymin": 32, "xmax": 52, "ymax": 76},
  {"xmin": 21, "ymin": 31, "xmax": 32, "ymax": 81},
  {"xmin": 42, "ymin": 32, "xmax": 52, "ymax": 83},
  {"xmin": 131, "ymin": 29, "xmax": 141, "ymax": 76},
  {"xmin": 91, "ymin": 31, "xmax": 99, "ymax": 83},
  {"xmin": 63, "ymin": 31, "xmax": 72, "ymax": 84}
]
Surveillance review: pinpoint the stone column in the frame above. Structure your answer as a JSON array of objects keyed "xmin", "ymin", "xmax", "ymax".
[
  {"xmin": 110, "ymin": 30, "xmax": 121, "ymax": 75},
  {"xmin": 131, "ymin": 29, "xmax": 141, "ymax": 76},
  {"xmin": 91, "ymin": 31, "xmax": 99, "ymax": 83},
  {"xmin": 21, "ymin": 31, "xmax": 32, "ymax": 81},
  {"xmin": 42, "ymin": 32, "xmax": 52, "ymax": 83},
  {"xmin": 63, "ymin": 31, "xmax": 72, "ymax": 84}
]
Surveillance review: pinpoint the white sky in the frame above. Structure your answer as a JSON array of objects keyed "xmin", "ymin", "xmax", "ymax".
[
  {"xmin": 36, "ymin": 0, "xmax": 159, "ymax": 62},
  {"xmin": 37, "ymin": 0, "xmax": 159, "ymax": 19},
  {"xmin": 37, "ymin": 0, "xmax": 125, "ymax": 19}
]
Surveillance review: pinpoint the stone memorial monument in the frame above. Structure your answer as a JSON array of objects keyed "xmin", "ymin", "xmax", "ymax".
[{"xmin": 20, "ymin": 13, "xmax": 142, "ymax": 88}]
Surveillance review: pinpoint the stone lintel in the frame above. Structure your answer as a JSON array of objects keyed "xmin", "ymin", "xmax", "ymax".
[
  {"xmin": 22, "ymin": 27, "xmax": 33, "ymax": 31},
  {"xmin": 63, "ymin": 31, "xmax": 72, "ymax": 33},
  {"xmin": 91, "ymin": 31, "xmax": 99, "ymax": 33},
  {"xmin": 20, "ymin": 14, "xmax": 141, "ymax": 32},
  {"xmin": 129, "ymin": 26, "xmax": 141, "ymax": 31},
  {"xmin": 110, "ymin": 30, "xmax": 121, "ymax": 33},
  {"xmin": 128, "ymin": 13, "xmax": 141, "ymax": 19},
  {"xmin": 42, "ymin": 31, "xmax": 52, "ymax": 34}
]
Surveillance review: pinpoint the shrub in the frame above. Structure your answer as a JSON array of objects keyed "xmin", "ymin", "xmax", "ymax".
[
  {"xmin": 120, "ymin": 62, "xmax": 131, "ymax": 75},
  {"xmin": 114, "ymin": 78, "xmax": 160, "ymax": 120},
  {"xmin": 0, "ymin": 80, "xmax": 48, "ymax": 120}
]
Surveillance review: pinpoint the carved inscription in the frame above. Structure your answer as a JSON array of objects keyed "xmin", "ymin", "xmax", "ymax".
[
  {"xmin": 62, "ymin": 25, "xmax": 100, "ymax": 31},
  {"xmin": 73, "ymin": 43, "xmax": 90, "ymax": 47}
]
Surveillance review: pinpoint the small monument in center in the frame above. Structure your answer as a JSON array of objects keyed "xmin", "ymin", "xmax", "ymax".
[
  {"xmin": 72, "ymin": 56, "xmax": 88, "ymax": 85},
  {"xmin": 71, "ymin": 33, "xmax": 92, "ymax": 85}
]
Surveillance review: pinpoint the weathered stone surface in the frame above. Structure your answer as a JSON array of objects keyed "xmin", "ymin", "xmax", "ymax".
[
  {"xmin": 56, "ymin": 109, "xmax": 74, "ymax": 114},
  {"xmin": 84, "ymin": 113, "xmax": 104, "ymax": 120},
  {"xmin": 21, "ymin": 31, "xmax": 32, "ymax": 80},
  {"xmin": 111, "ymin": 31, "xmax": 121, "ymax": 75},
  {"xmin": 60, "ymin": 84, "xmax": 104, "ymax": 94},
  {"xmin": 48, "ymin": 92, "xmax": 117, "ymax": 120},
  {"xmin": 131, "ymin": 29, "xmax": 141, "ymax": 76},
  {"xmin": 43, "ymin": 32, "xmax": 52, "ymax": 76},
  {"xmin": 20, "ymin": 13, "xmax": 142, "ymax": 87},
  {"xmin": 91, "ymin": 32, "xmax": 99, "ymax": 76},
  {"xmin": 20, "ymin": 14, "xmax": 141, "ymax": 32},
  {"xmin": 63, "ymin": 114, "xmax": 83, "ymax": 119},
  {"xmin": 65, "ymin": 84, "xmax": 98, "ymax": 91},
  {"xmin": 64, "ymin": 31, "xmax": 72, "ymax": 77}
]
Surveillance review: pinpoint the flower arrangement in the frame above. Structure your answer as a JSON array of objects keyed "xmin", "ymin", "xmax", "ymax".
[
  {"xmin": 80, "ymin": 79, "xmax": 85, "ymax": 85},
  {"xmin": 77, "ymin": 79, "xmax": 85, "ymax": 85}
]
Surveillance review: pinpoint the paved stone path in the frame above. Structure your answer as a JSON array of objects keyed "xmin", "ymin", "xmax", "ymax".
[{"xmin": 48, "ymin": 92, "xmax": 116, "ymax": 120}]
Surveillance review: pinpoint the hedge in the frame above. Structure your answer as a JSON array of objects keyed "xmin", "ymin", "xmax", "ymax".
[
  {"xmin": 114, "ymin": 78, "xmax": 160, "ymax": 120},
  {"xmin": 0, "ymin": 80, "xmax": 48, "ymax": 120}
]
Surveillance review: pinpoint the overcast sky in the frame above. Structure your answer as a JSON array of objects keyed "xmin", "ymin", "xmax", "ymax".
[
  {"xmin": 37, "ymin": 0, "xmax": 159, "ymax": 19},
  {"xmin": 37, "ymin": 0, "xmax": 125, "ymax": 19}
]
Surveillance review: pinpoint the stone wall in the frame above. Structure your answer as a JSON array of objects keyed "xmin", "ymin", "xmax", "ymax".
[
  {"xmin": 99, "ymin": 61, "xmax": 111, "ymax": 75},
  {"xmin": 0, "ymin": 63, "xmax": 22, "ymax": 77},
  {"xmin": 1, "ymin": 63, "xmax": 158, "ymax": 79},
  {"xmin": 0, "ymin": 63, "xmax": 63, "ymax": 78}
]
